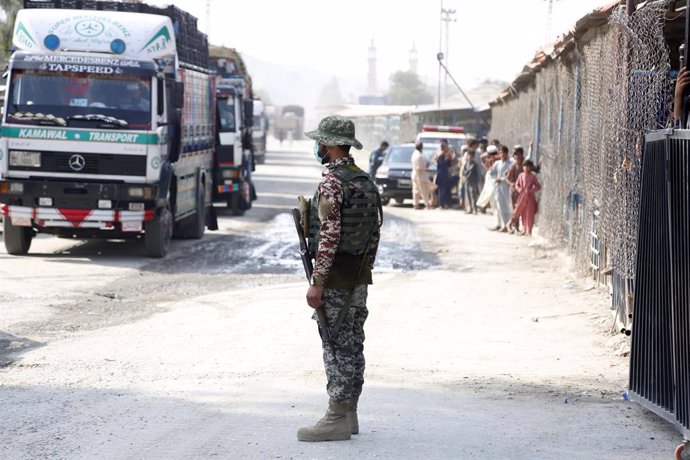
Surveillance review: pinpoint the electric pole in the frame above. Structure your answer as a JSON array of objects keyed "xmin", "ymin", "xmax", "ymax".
[
  {"xmin": 438, "ymin": 0, "xmax": 443, "ymax": 108},
  {"xmin": 544, "ymin": 0, "xmax": 562, "ymax": 43},
  {"xmin": 441, "ymin": 6, "xmax": 456, "ymax": 102},
  {"xmin": 206, "ymin": 0, "xmax": 211, "ymax": 38}
]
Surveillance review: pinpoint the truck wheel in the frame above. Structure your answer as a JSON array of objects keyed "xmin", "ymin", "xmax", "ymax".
[
  {"xmin": 395, "ymin": 198, "xmax": 405, "ymax": 205},
  {"xmin": 145, "ymin": 205, "xmax": 172, "ymax": 258},
  {"xmin": 228, "ymin": 194, "xmax": 245, "ymax": 216},
  {"xmin": 3, "ymin": 218, "xmax": 32, "ymax": 255},
  {"xmin": 176, "ymin": 184, "xmax": 206, "ymax": 239},
  {"xmin": 380, "ymin": 196, "xmax": 390, "ymax": 206}
]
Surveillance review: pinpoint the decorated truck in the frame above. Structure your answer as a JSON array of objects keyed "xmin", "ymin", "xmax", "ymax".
[
  {"xmin": 0, "ymin": 1, "xmax": 216, "ymax": 257},
  {"xmin": 208, "ymin": 45, "xmax": 255, "ymax": 215}
]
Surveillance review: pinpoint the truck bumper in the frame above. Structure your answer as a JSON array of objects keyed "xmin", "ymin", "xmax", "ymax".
[{"xmin": 0, "ymin": 179, "xmax": 157, "ymax": 233}]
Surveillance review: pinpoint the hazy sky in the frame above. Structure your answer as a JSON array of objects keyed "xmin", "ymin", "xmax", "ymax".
[{"xmin": 146, "ymin": 0, "xmax": 611, "ymax": 90}]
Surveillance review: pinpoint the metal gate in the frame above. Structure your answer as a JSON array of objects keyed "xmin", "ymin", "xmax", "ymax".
[{"xmin": 630, "ymin": 129, "xmax": 690, "ymax": 438}]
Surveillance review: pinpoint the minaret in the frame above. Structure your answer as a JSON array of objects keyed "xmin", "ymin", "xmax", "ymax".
[
  {"xmin": 409, "ymin": 41, "xmax": 418, "ymax": 74},
  {"xmin": 367, "ymin": 39, "xmax": 377, "ymax": 94}
]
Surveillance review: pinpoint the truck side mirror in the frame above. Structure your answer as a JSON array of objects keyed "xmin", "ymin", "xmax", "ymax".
[
  {"xmin": 243, "ymin": 99, "xmax": 254, "ymax": 128},
  {"xmin": 174, "ymin": 82, "xmax": 185, "ymax": 110},
  {"xmin": 168, "ymin": 109, "xmax": 182, "ymax": 163},
  {"xmin": 157, "ymin": 77, "xmax": 165, "ymax": 116}
]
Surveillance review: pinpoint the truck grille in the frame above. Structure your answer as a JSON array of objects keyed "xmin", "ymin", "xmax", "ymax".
[{"xmin": 11, "ymin": 152, "xmax": 147, "ymax": 176}]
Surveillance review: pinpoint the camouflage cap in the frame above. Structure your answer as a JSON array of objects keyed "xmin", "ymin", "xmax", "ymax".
[{"xmin": 304, "ymin": 115, "xmax": 363, "ymax": 150}]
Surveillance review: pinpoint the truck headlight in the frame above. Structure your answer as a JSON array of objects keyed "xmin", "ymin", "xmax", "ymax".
[
  {"xmin": 9, "ymin": 150, "xmax": 41, "ymax": 168},
  {"xmin": 223, "ymin": 169, "xmax": 240, "ymax": 179},
  {"xmin": 10, "ymin": 182, "xmax": 24, "ymax": 194},
  {"xmin": 128, "ymin": 187, "xmax": 144, "ymax": 197}
]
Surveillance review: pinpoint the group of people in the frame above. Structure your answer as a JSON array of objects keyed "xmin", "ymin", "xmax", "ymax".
[{"xmin": 410, "ymin": 138, "xmax": 542, "ymax": 236}]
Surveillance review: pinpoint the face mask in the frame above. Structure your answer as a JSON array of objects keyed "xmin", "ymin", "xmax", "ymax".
[{"xmin": 313, "ymin": 142, "xmax": 329, "ymax": 165}]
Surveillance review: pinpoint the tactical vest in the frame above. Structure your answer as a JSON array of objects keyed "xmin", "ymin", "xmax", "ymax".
[{"xmin": 307, "ymin": 162, "xmax": 381, "ymax": 259}]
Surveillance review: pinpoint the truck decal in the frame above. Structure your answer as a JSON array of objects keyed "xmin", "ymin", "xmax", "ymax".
[
  {"xmin": 14, "ymin": 22, "xmax": 36, "ymax": 49},
  {"xmin": 140, "ymin": 26, "xmax": 171, "ymax": 54},
  {"xmin": 1, "ymin": 127, "xmax": 158, "ymax": 145}
]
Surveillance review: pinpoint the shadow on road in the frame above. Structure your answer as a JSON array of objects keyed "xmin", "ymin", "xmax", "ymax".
[{"xmin": 0, "ymin": 331, "xmax": 44, "ymax": 368}]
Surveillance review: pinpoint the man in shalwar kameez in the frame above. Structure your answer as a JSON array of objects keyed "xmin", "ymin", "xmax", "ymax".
[{"xmin": 489, "ymin": 145, "xmax": 514, "ymax": 232}]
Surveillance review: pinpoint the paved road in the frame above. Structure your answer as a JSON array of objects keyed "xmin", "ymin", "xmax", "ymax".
[{"xmin": 0, "ymin": 140, "xmax": 681, "ymax": 459}]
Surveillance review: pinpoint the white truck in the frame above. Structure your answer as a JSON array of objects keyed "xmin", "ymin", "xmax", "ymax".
[{"xmin": 0, "ymin": 2, "xmax": 216, "ymax": 257}]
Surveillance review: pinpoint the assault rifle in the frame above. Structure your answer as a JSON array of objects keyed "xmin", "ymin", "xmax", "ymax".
[{"xmin": 291, "ymin": 208, "xmax": 336, "ymax": 354}]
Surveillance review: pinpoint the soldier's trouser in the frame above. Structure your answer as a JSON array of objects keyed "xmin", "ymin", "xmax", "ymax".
[{"xmin": 316, "ymin": 285, "xmax": 369, "ymax": 405}]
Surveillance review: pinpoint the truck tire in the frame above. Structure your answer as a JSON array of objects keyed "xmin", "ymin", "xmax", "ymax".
[
  {"xmin": 145, "ymin": 204, "xmax": 172, "ymax": 258},
  {"xmin": 176, "ymin": 183, "xmax": 206, "ymax": 239},
  {"xmin": 3, "ymin": 218, "xmax": 33, "ymax": 255}
]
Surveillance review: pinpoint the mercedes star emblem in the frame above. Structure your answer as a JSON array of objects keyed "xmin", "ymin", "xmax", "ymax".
[{"xmin": 68, "ymin": 154, "xmax": 86, "ymax": 172}]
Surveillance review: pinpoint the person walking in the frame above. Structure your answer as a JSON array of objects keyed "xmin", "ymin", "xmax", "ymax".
[
  {"xmin": 299, "ymin": 115, "xmax": 383, "ymax": 442},
  {"xmin": 434, "ymin": 139, "xmax": 454, "ymax": 209},
  {"xmin": 411, "ymin": 141, "xmax": 433, "ymax": 209},
  {"xmin": 510, "ymin": 159, "xmax": 541, "ymax": 235},
  {"xmin": 368, "ymin": 141, "xmax": 389, "ymax": 177}
]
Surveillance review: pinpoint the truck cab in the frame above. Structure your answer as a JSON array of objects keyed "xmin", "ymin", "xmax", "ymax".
[
  {"xmin": 214, "ymin": 82, "xmax": 254, "ymax": 215},
  {"xmin": 209, "ymin": 51, "xmax": 256, "ymax": 216},
  {"xmin": 0, "ymin": 4, "xmax": 215, "ymax": 257}
]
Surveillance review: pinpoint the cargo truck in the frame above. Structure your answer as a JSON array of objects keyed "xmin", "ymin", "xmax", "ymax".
[
  {"xmin": 0, "ymin": 1, "xmax": 216, "ymax": 257},
  {"xmin": 208, "ymin": 45, "xmax": 256, "ymax": 216}
]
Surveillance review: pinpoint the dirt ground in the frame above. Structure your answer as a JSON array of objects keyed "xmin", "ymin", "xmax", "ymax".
[{"xmin": 0, "ymin": 139, "xmax": 681, "ymax": 459}]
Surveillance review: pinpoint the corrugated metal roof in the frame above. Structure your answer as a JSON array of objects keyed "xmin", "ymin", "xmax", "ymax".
[{"xmin": 417, "ymin": 81, "xmax": 506, "ymax": 113}]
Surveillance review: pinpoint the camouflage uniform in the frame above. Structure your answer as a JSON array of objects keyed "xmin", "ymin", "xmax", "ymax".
[{"xmin": 304, "ymin": 117, "xmax": 381, "ymax": 406}]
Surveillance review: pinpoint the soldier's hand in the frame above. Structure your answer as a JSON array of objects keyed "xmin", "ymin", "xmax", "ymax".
[{"xmin": 306, "ymin": 285, "xmax": 325, "ymax": 309}]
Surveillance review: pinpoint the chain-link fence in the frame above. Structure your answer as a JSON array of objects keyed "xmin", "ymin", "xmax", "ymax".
[{"xmin": 490, "ymin": 1, "xmax": 674, "ymax": 282}]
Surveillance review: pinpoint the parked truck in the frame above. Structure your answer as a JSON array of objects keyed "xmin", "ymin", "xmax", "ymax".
[
  {"xmin": 208, "ymin": 45, "xmax": 255, "ymax": 215},
  {"xmin": 0, "ymin": 1, "xmax": 216, "ymax": 257}
]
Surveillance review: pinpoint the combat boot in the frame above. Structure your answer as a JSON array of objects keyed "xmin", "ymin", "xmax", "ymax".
[
  {"xmin": 347, "ymin": 396, "xmax": 359, "ymax": 434},
  {"xmin": 297, "ymin": 400, "xmax": 351, "ymax": 442}
]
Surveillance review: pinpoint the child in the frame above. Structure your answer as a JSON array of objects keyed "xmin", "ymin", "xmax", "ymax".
[{"xmin": 510, "ymin": 160, "xmax": 541, "ymax": 235}]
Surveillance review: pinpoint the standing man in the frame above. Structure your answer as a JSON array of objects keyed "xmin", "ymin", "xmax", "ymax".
[
  {"xmin": 299, "ymin": 116, "xmax": 382, "ymax": 442},
  {"xmin": 368, "ymin": 141, "xmax": 389, "ymax": 177},
  {"xmin": 462, "ymin": 149, "xmax": 480, "ymax": 213},
  {"xmin": 489, "ymin": 145, "xmax": 514, "ymax": 231},
  {"xmin": 411, "ymin": 140, "xmax": 433, "ymax": 209}
]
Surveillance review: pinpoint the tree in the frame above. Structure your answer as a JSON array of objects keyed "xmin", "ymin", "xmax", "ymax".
[
  {"xmin": 0, "ymin": 0, "xmax": 21, "ymax": 64},
  {"xmin": 387, "ymin": 70, "xmax": 434, "ymax": 105},
  {"xmin": 316, "ymin": 76, "xmax": 344, "ymax": 108}
]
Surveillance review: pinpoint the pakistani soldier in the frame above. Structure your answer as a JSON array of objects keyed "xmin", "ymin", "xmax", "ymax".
[{"xmin": 297, "ymin": 116, "xmax": 382, "ymax": 442}]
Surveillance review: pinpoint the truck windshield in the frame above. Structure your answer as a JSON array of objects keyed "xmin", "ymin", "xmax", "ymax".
[
  {"xmin": 218, "ymin": 101, "xmax": 235, "ymax": 132},
  {"xmin": 6, "ymin": 70, "xmax": 152, "ymax": 129}
]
